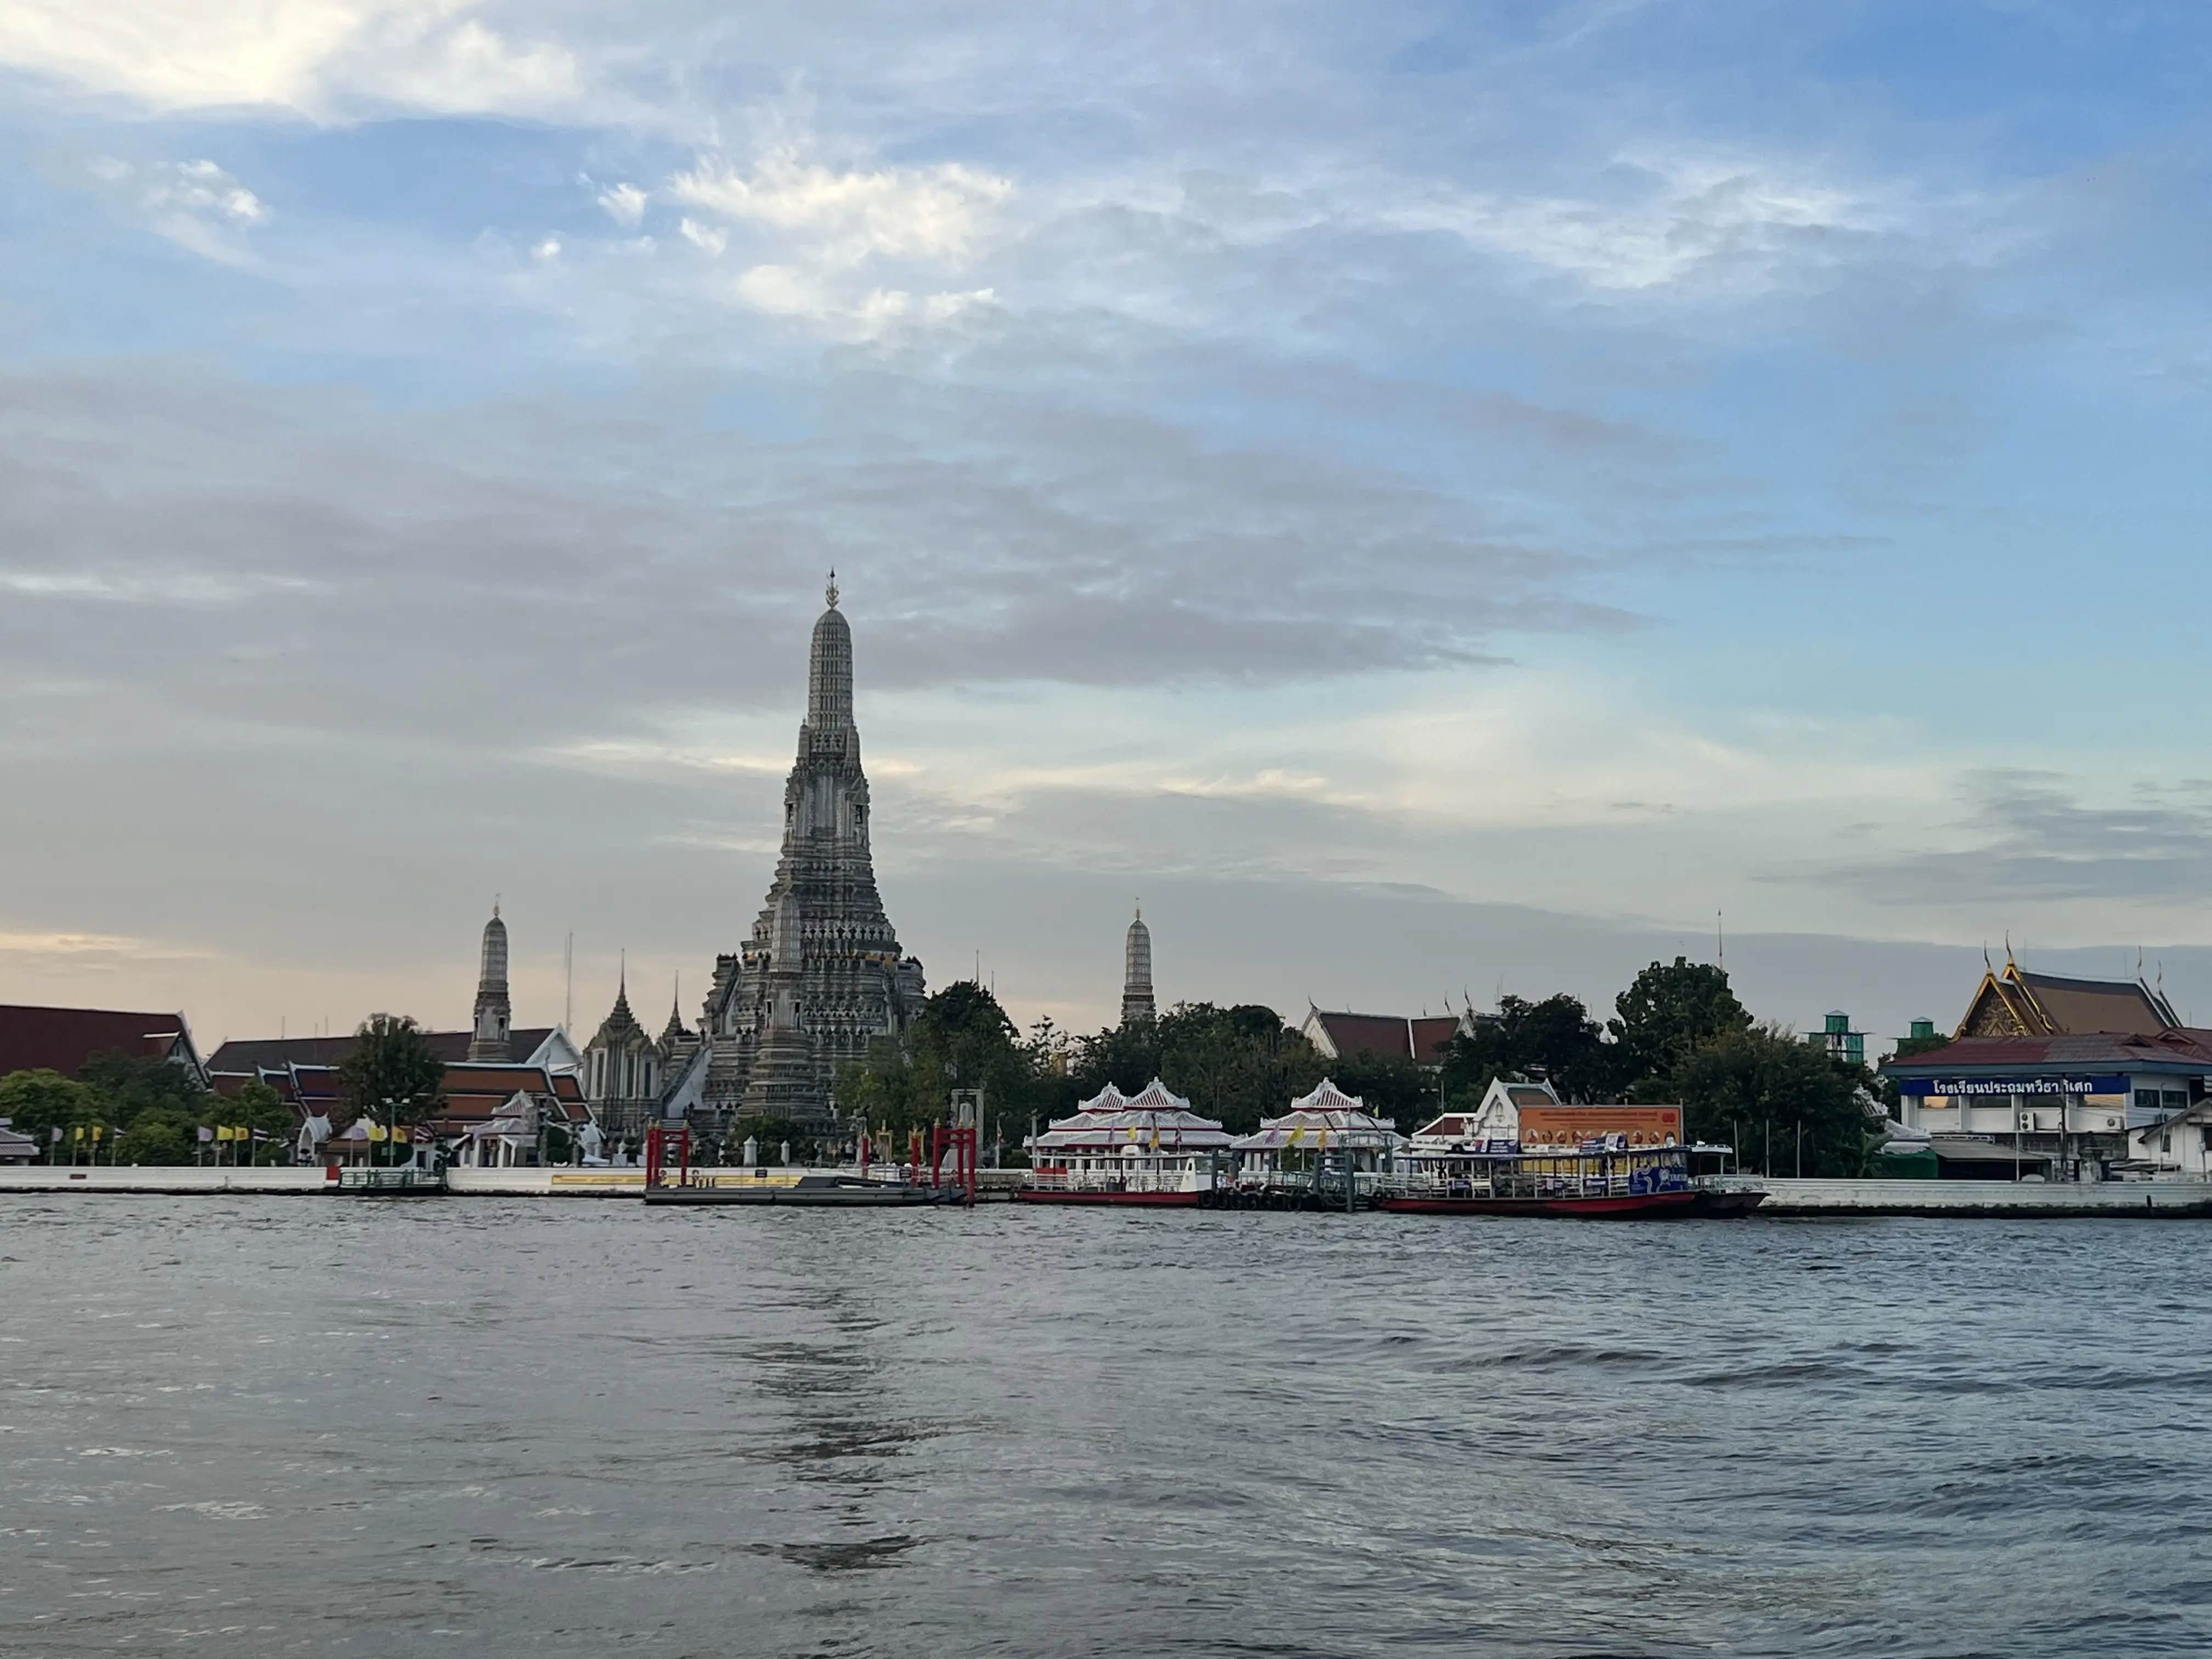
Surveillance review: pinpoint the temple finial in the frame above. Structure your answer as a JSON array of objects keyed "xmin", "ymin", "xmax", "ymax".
[{"xmin": 825, "ymin": 568, "xmax": 839, "ymax": 609}]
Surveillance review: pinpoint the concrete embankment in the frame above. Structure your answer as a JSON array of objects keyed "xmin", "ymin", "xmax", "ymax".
[
  {"xmin": 0, "ymin": 1167, "xmax": 1016, "ymax": 1199},
  {"xmin": 0, "ymin": 1166, "xmax": 657, "ymax": 1197},
  {"xmin": 0, "ymin": 1166, "xmax": 338, "ymax": 1195},
  {"xmin": 1754, "ymin": 1177, "xmax": 2212, "ymax": 1217},
  {"xmin": 9, "ymin": 1166, "xmax": 2211, "ymax": 1215}
]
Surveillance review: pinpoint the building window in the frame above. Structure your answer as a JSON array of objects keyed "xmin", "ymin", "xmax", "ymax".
[
  {"xmin": 2162, "ymin": 1132, "xmax": 2172, "ymax": 1153},
  {"xmin": 2164, "ymin": 1090, "xmax": 2188, "ymax": 1111},
  {"xmin": 2136, "ymin": 1090, "xmax": 2160, "ymax": 1112}
]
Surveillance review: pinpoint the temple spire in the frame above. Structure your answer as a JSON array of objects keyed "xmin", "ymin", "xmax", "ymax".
[
  {"xmin": 1121, "ymin": 902, "xmax": 1156, "ymax": 1026},
  {"xmin": 805, "ymin": 575, "xmax": 855, "ymax": 734},
  {"xmin": 469, "ymin": 902, "xmax": 513, "ymax": 1062}
]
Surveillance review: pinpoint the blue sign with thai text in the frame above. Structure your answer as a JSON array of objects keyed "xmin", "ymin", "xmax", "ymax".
[{"xmin": 1888, "ymin": 1074, "xmax": 2134, "ymax": 1098}]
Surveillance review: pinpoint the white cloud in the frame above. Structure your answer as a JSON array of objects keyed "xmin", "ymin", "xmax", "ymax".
[
  {"xmin": 84, "ymin": 156, "xmax": 272, "ymax": 265},
  {"xmin": 677, "ymin": 216, "xmax": 726, "ymax": 256},
  {"xmin": 0, "ymin": 930, "xmax": 145, "ymax": 955},
  {"xmin": 0, "ymin": 1, "xmax": 579, "ymax": 119},
  {"xmin": 532, "ymin": 235, "xmax": 561, "ymax": 262},
  {"xmin": 146, "ymin": 159, "xmax": 267, "ymax": 224},
  {"xmin": 596, "ymin": 181, "xmax": 646, "ymax": 227},
  {"xmin": 1373, "ymin": 149, "xmax": 1896, "ymax": 297},
  {"xmin": 669, "ymin": 147, "xmax": 1012, "ymax": 268},
  {"xmin": 667, "ymin": 145, "xmax": 1013, "ymax": 330}
]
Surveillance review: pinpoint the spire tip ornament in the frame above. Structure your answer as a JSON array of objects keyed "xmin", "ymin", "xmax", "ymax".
[{"xmin": 825, "ymin": 569, "xmax": 839, "ymax": 610}]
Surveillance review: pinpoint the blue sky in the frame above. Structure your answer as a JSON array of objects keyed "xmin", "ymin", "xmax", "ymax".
[{"xmin": 4, "ymin": 2, "xmax": 2212, "ymax": 1048}]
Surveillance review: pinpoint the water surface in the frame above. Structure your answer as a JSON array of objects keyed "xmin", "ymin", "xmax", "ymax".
[{"xmin": 2, "ymin": 1200, "xmax": 2206, "ymax": 1656}]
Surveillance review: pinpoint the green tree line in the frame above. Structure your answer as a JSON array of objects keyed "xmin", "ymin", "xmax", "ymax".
[
  {"xmin": 0, "ymin": 1054, "xmax": 294, "ymax": 1165},
  {"xmin": 0, "ymin": 1013, "xmax": 448, "ymax": 1166},
  {"xmin": 828, "ymin": 956, "xmax": 1886, "ymax": 1176}
]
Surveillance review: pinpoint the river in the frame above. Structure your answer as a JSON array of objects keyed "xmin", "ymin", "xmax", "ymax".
[{"xmin": 2, "ymin": 1199, "xmax": 2206, "ymax": 1656}]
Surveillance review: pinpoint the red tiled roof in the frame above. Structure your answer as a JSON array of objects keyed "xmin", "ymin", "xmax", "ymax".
[
  {"xmin": 1408, "ymin": 1017, "xmax": 1460, "ymax": 1065},
  {"xmin": 0, "ymin": 1003, "xmax": 200, "ymax": 1080},
  {"xmin": 1886, "ymin": 1030, "xmax": 2212, "ymax": 1072},
  {"xmin": 1312, "ymin": 1012, "xmax": 1413, "ymax": 1060},
  {"xmin": 206, "ymin": 1027, "xmax": 560, "ymax": 1073}
]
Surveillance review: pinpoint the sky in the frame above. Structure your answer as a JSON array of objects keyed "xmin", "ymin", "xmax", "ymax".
[{"xmin": 5, "ymin": 2, "xmax": 2212, "ymax": 1056}]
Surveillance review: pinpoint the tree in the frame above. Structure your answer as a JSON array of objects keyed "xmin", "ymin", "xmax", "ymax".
[
  {"xmin": 80, "ymin": 1050, "xmax": 206, "ymax": 1120},
  {"xmin": 1610, "ymin": 958, "xmax": 1752, "ymax": 1088},
  {"xmin": 833, "ymin": 983, "xmax": 1046, "ymax": 1151},
  {"xmin": 117, "ymin": 1116, "xmax": 196, "ymax": 1166},
  {"xmin": 213, "ymin": 1079, "xmax": 297, "ymax": 1164},
  {"xmin": 1328, "ymin": 1048, "xmax": 1433, "ymax": 1133},
  {"xmin": 338, "ymin": 1014, "xmax": 445, "ymax": 1127},
  {"xmin": 1152, "ymin": 1003, "xmax": 1321, "ymax": 1135},
  {"xmin": 1440, "ymin": 993, "xmax": 1629, "ymax": 1104},
  {"xmin": 1668, "ymin": 1023, "xmax": 1880, "ymax": 1177},
  {"xmin": 0, "ymin": 1069, "xmax": 103, "ymax": 1154}
]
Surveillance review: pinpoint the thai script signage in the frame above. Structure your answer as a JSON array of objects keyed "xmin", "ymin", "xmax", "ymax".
[
  {"xmin": 1889, "ymin": 1075, "xmax": 2131, "ymax": 1098},
  {"xmin": 1519, "ymin": 1105, "xmax": 1681, "ymax": 1148}
]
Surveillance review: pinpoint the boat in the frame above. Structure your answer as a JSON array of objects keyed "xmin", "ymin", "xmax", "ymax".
[
  {"xmin": 1377, "ymin": 1139, "xmax": 1765, "ymax": 1219},
  {"xmin": 642, "ymin": 1171, "xmax": 954, "ymax": 1207}
]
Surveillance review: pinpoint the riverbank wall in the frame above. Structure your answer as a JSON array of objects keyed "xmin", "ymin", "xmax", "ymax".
[
  {"xmin": 7, "ymin": 1166, "xmax": 2212, "ymax": 1214},
  {"xmin": 1754, "ymin": 1177, "xmax": 2212, "ymax": 1216}
]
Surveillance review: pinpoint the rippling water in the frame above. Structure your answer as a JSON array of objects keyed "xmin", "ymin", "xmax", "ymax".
[{"xmin": 2, "ymin": 1199, "xmax": 2208, "ymax": 1656}]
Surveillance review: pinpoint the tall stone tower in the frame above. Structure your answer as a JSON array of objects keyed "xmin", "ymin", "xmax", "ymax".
[
  {"xmin": 1121, "ymin": 905, "xmax": 1156, "ymax": 1025},
  {"xmin": 701, "ymin": 578, "xmax": 926, "ymax": 1127},
  {"xmin": 469, "ymin": 904, "xmax": 512, "ymax": 1062}
]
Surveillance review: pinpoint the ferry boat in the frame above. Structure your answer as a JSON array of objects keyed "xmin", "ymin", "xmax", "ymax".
[
  {"xmin": 1019, "ymin": 1080, "xmax": 1232, "ymax": 1205},
  {"xmin": 642, "ymin": 1170, "xmax": 953, "ymax": 1207},
  {"xmin": 1378, "ymin": 1138, "xmax": 1765, "ymax": 1219}
]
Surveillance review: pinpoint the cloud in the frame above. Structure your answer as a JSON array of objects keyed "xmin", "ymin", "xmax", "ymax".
[
  {"xmin": 1375, "ymin": 149, "xmax": 1890, "ymax": 297},
  {"xmin": 0, "ymin": 1, "xmax": 580, "ymax": 119},
  {"xmin": 677, "ymin": 216, "xmax": 726, "ymax": 255},
  {"xmin": 1817, "ymin": 772, "xmax": 2212, "ymax": 909},
  {"xmin": 595, "ymin": 181, "xmax": 647, "ymax": 227},
  {"xmin": 668, "ymin": 144, "xmax": 1012, "ymax": 329},
  {"xmin": 132, "ymin": 157, "xmax": 270, "ymax": 264},
  {"xmin": 0, "ymin": 930, "xmax": 146, "ymax": 955},
  {"xmin": 669, "ymin": 148, "xmax": 1012, "ymax": 265}
]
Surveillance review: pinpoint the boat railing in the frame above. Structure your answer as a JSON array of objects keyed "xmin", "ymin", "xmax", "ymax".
[
  {"xmin": 1382, "ymin": 1153, "xmax": 1692, "ymax": 1201},
  {"xmin": 1025, "ymin": 1167, "xmax": 1209, "ymax": 1195}
]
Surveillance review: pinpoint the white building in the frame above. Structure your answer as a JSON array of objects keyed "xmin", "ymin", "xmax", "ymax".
[
  {"xmin": 1409, "ymin": 1076, "xmax": 1562, "ymax": 1152},
  {"xmin": 1232, "ymin": 1077, "xmax": 1407, "ymax": 1185},
  {"xmin": 1025, "ymin": 1080, "xmax": 1232, "ymax": 1198},
  {"xmin": 2130, "ymin": 1104, "xmax": 2212, "ymax": 1178}
]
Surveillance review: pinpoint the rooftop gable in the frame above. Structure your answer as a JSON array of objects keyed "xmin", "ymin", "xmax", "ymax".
[{"xmin": 0, "ymin": 1003, "xmax": 203, "ymax": 1084}]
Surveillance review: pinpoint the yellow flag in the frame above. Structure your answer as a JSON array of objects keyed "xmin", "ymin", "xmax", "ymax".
[
  {"xmin": 90, "ymin": 1125, "xmax": 104, "ymax": 1142},
  {"xmin": 1286, "ymin": 1123, "xmax": 1303, "ymax": 1147},
  {"xmin": 394, "ymin": 1126, "xmax": 411, "ymax": 1144},
  {"xmin": 216, "ymin": 1125, "xmax": 233, "ymax": 1142},
  {"xmin": 366, "ymin": 1122, "xmax": 387, "ymax": 1143},
  {"xmin": 71, "ymin": 1125, "xmax": 83, "ymax": 1142}
]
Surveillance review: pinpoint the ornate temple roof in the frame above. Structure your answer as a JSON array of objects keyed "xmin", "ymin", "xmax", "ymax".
[
  {"xmin": 1232, "ymin": 1077, "xmax": 1408, "ymax": 1151},
  {"xmin": 1955, "ymin": 959, "xmax": 2180, "ymax": 1039},
  {"xmin": 1031, "ymin": 1078, "xmax": 1232, "ymax": 1151}
]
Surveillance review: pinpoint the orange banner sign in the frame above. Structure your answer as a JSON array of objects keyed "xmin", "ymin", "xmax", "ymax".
[{"xmin": 1519, "ymin": 1105, "xmax": 1683, "ymax": 1149}]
